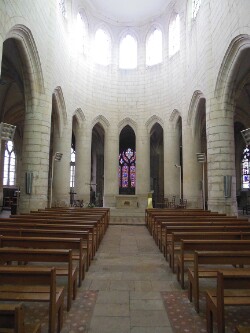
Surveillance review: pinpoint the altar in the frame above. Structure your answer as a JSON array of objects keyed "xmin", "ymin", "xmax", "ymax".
[{"xmin": 116, "ymin": 195, "xmax": 138, "ymax": 208}]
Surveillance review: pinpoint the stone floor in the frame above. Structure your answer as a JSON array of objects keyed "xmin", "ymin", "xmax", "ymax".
[{"xmin": 80, "ymin": 216, "xmax": 179, "ymax": 333}]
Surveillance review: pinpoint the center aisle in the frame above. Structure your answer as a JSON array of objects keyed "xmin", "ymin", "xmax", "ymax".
[{"xmin": 83, "ymin": 220, "xmax": 178, "ymax": 333}]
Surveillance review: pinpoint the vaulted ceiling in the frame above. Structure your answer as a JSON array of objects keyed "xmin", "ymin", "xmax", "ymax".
[{"xmin": 83, "ymin": 0, "xmax": 170, "ymax": 25}]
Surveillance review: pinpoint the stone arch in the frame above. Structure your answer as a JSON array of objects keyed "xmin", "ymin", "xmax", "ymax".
[
  {"xmin": 73, "ymin": 108, "xmax": 86, "ymax": 128},
  {"xmin": 118, "ymin": 117, "xmax": 137, "ymax": 135},
  {"xmin": 92, "ymin": 115, "xmax": 110, "ymax": 132},
  {"xmin": 169, "ymin": 109, "xmax": 182, "ymax": 129},
  {"xmin": 52, "ymin": 86, "xmax": 67, "ymax": 137},
  {"xmin": 5, "ymin": 24, "xmax": 45, "ymax": 97},
  {"xmin": 145, "ymin": 115, "xmax": 164, "ymax": 133},
  {"xmin": 187, "ymin": 90, "xmax": 205, "ymax": 136},
  {"xmin": 215, "ymin": 34, "xmax": 250, "ymax": 106}
]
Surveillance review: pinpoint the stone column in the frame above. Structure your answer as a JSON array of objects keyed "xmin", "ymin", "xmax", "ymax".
[
  {"xmin": 207, "ymin": 101, "xmax": 237, "ymax": 215},
  {"xmin": 103, "ymin": 123, "xmax": 119, "ymax": 207},
  {"xmin": 164, "ymin": 123, "xmax": 181, "ymax": 200},
  {"xmin": 136, "ymin": 125, "xmax": 150, "ymax": 208},
  {"xmin": 182, "ymin": 124, "xmax": 201, "ymax": 208},
  {"xmin": 75, "ymin": 120, "xmax": 92, "ymax": 204},
  {"xmin": 19, "ymin": 94, "xmax": 51, "ymax": 212},
  {"xmin": 52, "ymin": 121, "xmax": 72, "ymax": 207}
]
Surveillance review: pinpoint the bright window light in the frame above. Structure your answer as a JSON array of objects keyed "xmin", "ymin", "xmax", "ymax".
[
  {"xmin": 94, "ymin": 29, "xmax": 111, "ymax": 66},
  {"xmin": 119, "ymin": 34, "xmax": 137, "ymax": 69},
  {"xmin": 169, "ymin": 14, "xmax": 180, "ymax": 57},
  {"xmin": 146, "ymin": 28, "xmax": 163, "ymax": 66}
]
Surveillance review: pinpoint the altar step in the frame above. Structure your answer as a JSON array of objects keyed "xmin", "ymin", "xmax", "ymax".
[{"xmin": 109, "ymin": 207, "xmax": 145, "ymax": 217}]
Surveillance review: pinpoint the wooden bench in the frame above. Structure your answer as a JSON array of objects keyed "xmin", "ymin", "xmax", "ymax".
[
  {"xmin": 187, "ymin": 250, "xmax": 250, "ymax": 313},
  {"xmin": 0, "ymin": 221, "xmax": 95, "ymax": 265},
  {"xmin": 2, "ymin": 217, "xmax": 98, "ymax": 258},
  {"xmin": 167, "ymin": 231, "xmax": 249, "ymax": 271},
  {"xmin": 206, "ymin": 269, "xmax": 250, "ymax": 333},
  {"xmin": 0, "ymin": 227, "xmax": 91, "ymax": 271},
  {"xmin": 236, "ymin": 326, "xmax": 250, "ymax": 333},
  {"xmin": 0, "ymin": 235, "xmax": 86, "ymax": 287},
  {"xmin": 0, "ymin": 248, "xmax": 77, "ymax": 311},
  {"xmin": 0, "ymin": 266, "xmax": 65, "ymax": 333},
  {"xmin": 162, "ymin": 225, "xmax": 250, "ymax": 258},
  {"xmin": 0, "ymin": 303, "xmax": 41, "ymax": 333},
  {"xmin": 176, "ymin": 239, "xmax": 250, "ymax": 288}
]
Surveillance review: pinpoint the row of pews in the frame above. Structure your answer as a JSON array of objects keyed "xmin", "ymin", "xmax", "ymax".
[
  {"xmin": 145, "ymin": 208, "xmax": 250, "ymax": 333},
  {"xmin": 0, "ymin": 207, "xmax": 110, "ymax": 333}
]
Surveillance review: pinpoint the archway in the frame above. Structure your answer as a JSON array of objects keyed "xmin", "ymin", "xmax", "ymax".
[{"xmin": 119, "ymin": 125, "xmax": 136, "ymax": 195}]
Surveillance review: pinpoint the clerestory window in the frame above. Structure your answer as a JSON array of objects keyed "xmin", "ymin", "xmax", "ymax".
[
  {"xmin": 94, "ymin": 29, "xmax": 111, "ymax": 66},
  {"xmin": 119, "ymin": 34, "xmax": 137, "ymax": 69},
  {"xmin": 146, "ymin": 28, "xmax": 163, "ymax": 66},
  {"xmin": 169, "ymin": 14, "xmax": 180, "ymax": 57}
]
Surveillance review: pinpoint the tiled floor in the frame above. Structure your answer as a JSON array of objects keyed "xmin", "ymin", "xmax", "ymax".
[{"xmin": 81, "ymin": 217, "xmax": 179, "ymax": 333}]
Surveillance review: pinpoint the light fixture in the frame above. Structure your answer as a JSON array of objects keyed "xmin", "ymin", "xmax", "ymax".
[
  {"xmin": 54, "ymin": 152, "xmax": 63, "ymax": 161},
  {"xmin": 196, "ymin": 153, "xmax": 206, "ymax": 210},
  {"xmin": 241, "ymin": 128, "xmax": 250, "ymax": 145},
  {"xmin": 0, "ymin": 122, "xmax": 16, "ymax": 141}
]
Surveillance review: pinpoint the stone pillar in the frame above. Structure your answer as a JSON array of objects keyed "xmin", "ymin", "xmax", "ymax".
[
  {"xmin": 207, "ymin": 102, "xmax": 237, "ymax": 215},
  {"xmin": 52, "ymin": 121, "xmax": 72, "ymax": 207},
  {"xmin": 103, "ymin": 124, "xmax": 119, "ymax": 207},
  {"xmin": 136, "ymin": 125, "xmax": 150, "ymax": 208},
  {"xmin": 75, "ymin": 120, "xmax": 92, "ymax": 204},
  {"xmin": 182, "ymin": 124, "xmax": 201, "ymax": 208},
  {"xmin": 19, "ymin": 95, "xmax": 51, "ymax": 212},
  {"xmin": 164, "ymin": 123, "xmax": 181, "ymax": 200}
]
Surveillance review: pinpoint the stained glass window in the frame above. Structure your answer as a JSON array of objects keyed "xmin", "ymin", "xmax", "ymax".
[
  {"xmin": 119, "ymin": 148, "xmax": 136, "ymax": 188},
  {"xmin": 3, "ymin": 141, "xmax": 16, "ymax": 186},
  {"xmin": 242, "ymin": 146, "xmax": 250, "ymax": 189}
]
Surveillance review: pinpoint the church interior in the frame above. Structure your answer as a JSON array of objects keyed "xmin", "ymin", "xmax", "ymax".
[{"xmin": 0, "ymin": 0, "xmax": 250, "ymax": 332}]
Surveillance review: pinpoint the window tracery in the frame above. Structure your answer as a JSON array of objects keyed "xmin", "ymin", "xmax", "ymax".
[{"xmin": 3, "ymin": 141, "xmax": 16, "ymax": 186}]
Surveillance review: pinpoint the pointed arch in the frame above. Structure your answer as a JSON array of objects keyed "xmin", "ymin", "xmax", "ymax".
[
  {"xmin": 73, "ymin": 108, "xmax": 86, "ymax": 128},
  {"xmin": 6, "ymin": 24, "xmax": 45, "ymax": 96},
  {"xmin": 146, "ymin": 25, "xmax": 163, "ymax": 66},
  {"xmin": 215, "ymin": 34, "xmax": 250, "ymax": 105},
  {"xmin": 118, "ymin": 117, "xmax": 137, "ymax": 134},
  {"xmin": 119, "ymin": 30, "xmax": 138, "ymax": 69},
  {"xmin": 93, "ymin": 25, "xmax": 112, "ymax": 65},
  {"xmin": 187, "ymin": 90, "xmax": 205, "ymax": 131},
  {"xmin": 92, "ymin": 115, "xmax": 110, "ymax": 132},
  {"xmin": 146, "ymin": 115, "xmax": 164, "ymax": 133},
  {"xmin": 52, "ymin": 86, "xmax": 67, "ymax": 137},
  {"xmin": 169, "ymin": 109, "xmax": 182, "ymax": 129}
]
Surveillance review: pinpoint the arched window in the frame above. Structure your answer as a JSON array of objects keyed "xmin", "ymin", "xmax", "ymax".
[
  {"xmin": 3, "ymin": 141, "xmax": 16, "ymax": 186},
  {"xmin": 119, "ymin": 34, "xmax": 137, "ymax": 69},
  {"xmin": 192, "ymin": 0, "xmax": 201, "ymax": 19},
  {"xmin": 242, "ymin": 146, "xmax": 250, "ymax": 189},
  {"xmin": 119, "ymin": 148, "xmax": 136, "ymax": 192},
  {"xmin": 94, "ymin": 29, "xmax": 111, "ymax": 66},
  {"xmin": 76, "ymin": 12, "xmax": 88, "ymax": 54},
  {"xmin": 146, "ymin": 28, "xmax": 163, "ymax": 66},
  {"xmin": 169, "ymin": 14, "xmax": 180, "ymax": 57},
  {"xmin": 70, "ymin": 147, "xmax": 75, "ymax": 189}
]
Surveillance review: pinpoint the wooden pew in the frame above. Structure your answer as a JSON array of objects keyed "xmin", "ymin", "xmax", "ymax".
[
  {"xmin": 0, "ymin": 221, "xmax": 96, "ymax": 263},
  {"xmin": 176, "ymin": 239, "xmax": 250, "ymax": 288},
  {"xmin": 0, "ymin": 248, "xmax": 77, "ymax": 312},
  {"xmin": 187, "ymin": 250, "xmax": 250, "ymax": 313},
  {"xmin": 167, "ymin": 231, "xmax": 250, "ymax": 271},
  {"xmin": 206, "ymin": 269, "xmax": 250, "ymax": 333},
  {"xmin": 0, "ymin": 236, "xmax": 86, "ymax": 287},
  {"xmin": 0, "ymin": 303, "xmax": 41, "ymax": 333},
  {"xmin": 162, "ymin": 225, "xmax": 250, "ymax": 258},
  {"xmin": 155, "ymin": 216, "xmax": 249, "ymax": 249},
  {"xmin": 0, "ymin": 266, "xmax": 65, "ymax": 333},
  {"xmin": 0, "ymin": 227, "xmax": 91, "ymax": 271}
]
